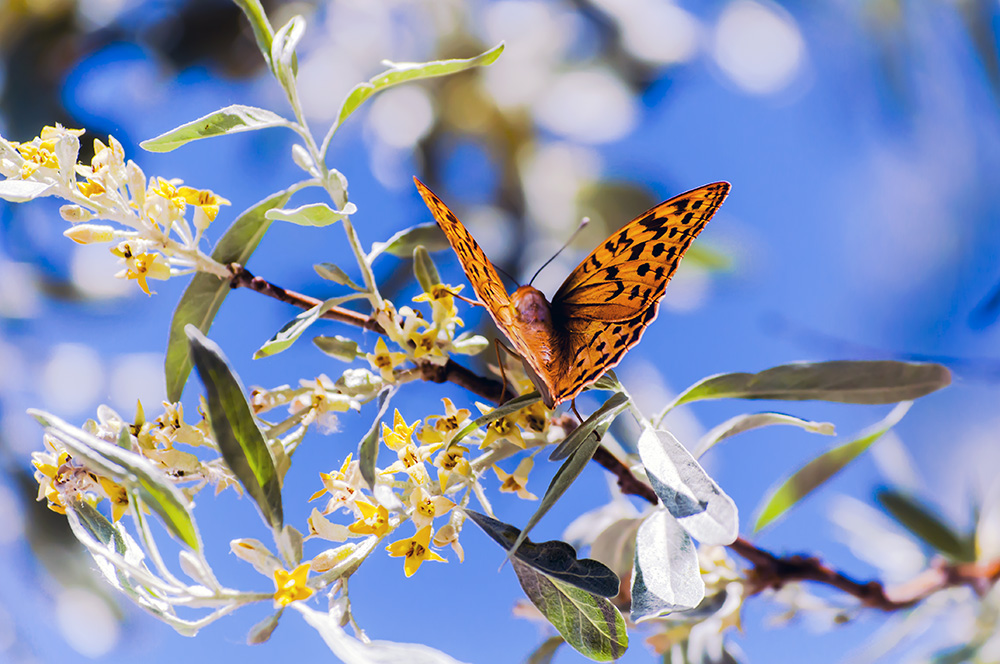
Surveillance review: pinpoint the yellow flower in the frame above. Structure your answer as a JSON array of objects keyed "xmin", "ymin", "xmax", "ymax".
[
  {"xmin": 178, "ymin": 185, "xmax": 231, "ymax": 228},
  {"xmin": 433, "ymin": 443, "xmax": 472, "ymax": 491},
  {"xmin": 365, "ymin": 338, "xmax": 408, "ymax": 382},
  {"xmin": 494, "ymin": 458, "xmax": 538, "ymax": 500},
  {"xmin": 408, "ymin": 486, "xmax": 454, "ymax": 529},
  {"xmin": 78, "ymin": 178, "xmax": 106, "ymax": 198},
  {"xmin": 426, "ymin": 398, "xmax": 471, "ymax": 440},
  {"xmin": 98, "ymin": 476, "xmax": 129, "ymax": 522},
  {"xmin": 386, "ymin": 525, "xmax": 447, "ymax": 577},
  {"xmin": 17, "ymin": 139, "xmax": 59, "ymax": 177},
  {"xmin": 476, "ymin": 403, "xmax": 525, "ymax": 449},
  {"xmin": 273, "ymin": 563, "xmax": 314, "ymax": 607},
  {"xmin": 409, "ymin": 328, "xmax": 445, "ymax": 361},
  {"xmin": 348, "ymin": 499, "xmax": 392, "ymax": 537},
  {"xmin": 433, "ymin": 523, "xmax": 465, "ymax": 563},
  {"xmin": 111, "ymin": 242, "xmax": 170, "ymax": 296},
  {"xmin": 382, "ymin": 410, "xmax": 418, "ymax": 451},
  {"xmin": 309, "ymin": 453, "xmax": 359, "ymax": 513},
  {"xmin": 413, "ymin": 283, "xmax": 465, "ymax": 328},
  {"xmin": 517, "ymin": 402, "xmax": 550, "ymax": 435},
  {"xmin": 148, "ymin": 177, "xmax": 187, "ymax": 212}
]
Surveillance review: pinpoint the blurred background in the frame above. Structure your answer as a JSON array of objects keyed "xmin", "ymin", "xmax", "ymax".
[{"xmin": 2, "ymin": 0, "xmax": 999, "ymax": 662}]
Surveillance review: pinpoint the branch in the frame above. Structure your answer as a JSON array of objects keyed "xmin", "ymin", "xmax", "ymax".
[{"xmin": 228, "ymin": 263, "xmax": 513, "ymax": 403}]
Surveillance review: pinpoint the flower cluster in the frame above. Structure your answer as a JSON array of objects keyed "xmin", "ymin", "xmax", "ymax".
[{"xmin": 0, "ymin": 124, "xmax": 231, "ymax": 295}]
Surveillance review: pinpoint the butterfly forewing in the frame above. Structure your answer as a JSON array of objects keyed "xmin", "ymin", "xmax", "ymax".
[{"xmin": 548, "ymin": 182, "xmax": 730, "ymax": 402}]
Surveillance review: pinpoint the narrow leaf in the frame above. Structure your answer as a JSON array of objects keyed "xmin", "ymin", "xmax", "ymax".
[
  {"xmin": 525, "ymin": 637, "xmax": 564, "ymax": 664},
  {"xmin": 187, "ymin": 326, "xmax": 283, "ymax": 529},
  {"xmin": 637, "ymin": 426, "xmax": 738, "ymax": 545},
  {"xmin": 630, "ymin": 509, "xmax": 705, "ymax": 621},
  {"xmin": 449, "ymin": 393, "xmax": 540, "ymax": 448},
  {"xmin": 664, "ymin": 361, "xmax": 951, "ymax": 413},
  {"xmin": 336, "ymin": 43, "xmax": 505, "ymax": 127},
  {"xmin": 28, "ymin": 409, "xmax": 201, "ymax": 551},
  {"xmin": 0, "ymin": 180, "xmax": 52, "ymax": 201},
  {"xmin": 313, "ymin": 335, "xmax": 361, "ymax": 362},
  {"xmin": 368, "ymin": 223, "xmax": 449, "ymax": 261},
  {"xmin": 413, "ymin": 245, "xmax": 441, "ymax": 293},
  {"xmin": 141, "ymin": 105, "xmax": 290, "ymax": 152},
  {"xmin": 315, "ymin": 263, "xmax": 364, "ymax": 291},
  {"xmin": 754, "ymin": 402, "xmax": 912, "ymax": 531},
  {"xmin": 231, "ymin": 0, "xmax": 274, "ymax": 66},
  {"xmin": 694, "ymin": 412, "xmax": 835, "ymax": 458},
  {"xmin": 358, "ymin": 386, "xmax": 397, "ymax": 489},
  {"xmin": 265, "ymin": 201, "xmax": 357, "ymax": 227},
  {"xmin": 165, "ymin": 187, "xmax": 293, "ymax": 401},
  {"xmin": 465, "ymin": 510, "xmax": 619, "ymax": 597},
  {"xmin": 549, "ymin": 392, "xmax": 629, "ymax": 461},
  {"xmin": 512, "ymin": 560, "xmax": 628, "ymax": 662},
  {"xmin": 508, "ymin": 395, "xmax": 628, "ymax": 558},
  {"xmin": 878, "ymin": 490, "xmax": 975, "ymax": 562},
  {"xmin": 254, "ymin": 293, "xmax": 366, "ymax": 358}
]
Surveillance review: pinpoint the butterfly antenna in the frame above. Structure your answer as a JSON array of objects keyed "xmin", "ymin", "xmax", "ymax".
[
  {"xmin": 528, "ymin": 216, "xmax": 591, "ymax": 287},
  {"xmin": 495, "ymin": 265, "xmax": 521, "ymax": 289}
]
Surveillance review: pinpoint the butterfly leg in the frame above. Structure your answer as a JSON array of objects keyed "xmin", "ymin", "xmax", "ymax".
[
  {"xmin": 492, "ymin": 338, "xmax": 522, "ymax": 404},
  {"xmin": 570, "ymin": 398, "xmax": 603, "ymax": 441}
]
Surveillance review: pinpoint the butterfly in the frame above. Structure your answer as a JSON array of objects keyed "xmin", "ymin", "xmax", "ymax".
[{"xmin": 414, "ymin": 177, "xmax": 730, "ymax": 409}]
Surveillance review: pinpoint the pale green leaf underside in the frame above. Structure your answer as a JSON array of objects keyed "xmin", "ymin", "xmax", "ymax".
[{"xmin": 141, "ymin": 105, "xmax": 290, "ymax": 152}]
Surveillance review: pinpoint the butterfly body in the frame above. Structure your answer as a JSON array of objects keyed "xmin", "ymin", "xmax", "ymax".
[{"xmin": 414, "ymin": 177, "xmax": 730, "ymax": 409}]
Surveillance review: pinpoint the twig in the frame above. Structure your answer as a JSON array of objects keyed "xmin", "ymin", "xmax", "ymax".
[{"xmin": 228, "ymin": 263, "xmax": 513, "ymax": 404}]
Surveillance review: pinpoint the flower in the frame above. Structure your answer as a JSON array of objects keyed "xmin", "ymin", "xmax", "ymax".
[
  {"xmin": 408, "ymin": 485, "xmax": 454, "ymax": 529},
  {"xmin": 366, "ymin": 338, "xmax": 408, "ymax": 382},
  {"xmin": 494, "ymin": 458, "xmax": 538, "ymax": 500},
  {"xmin": 177, "ymin": 185, "xmax": 230, "ymax": 229},
  {"xmin": 348, "ymin": 499, "xmax": 392, "ymax": 537},
  {"xmin": 433, "ymin": 523, "xmax": 465, "ymax": 563},
  {"xmin": 433, "ymin": 443, "xmax": 472, "ymax": 491},
  {"xmin": 386, "ymin": 525, "xmax": 447, "ymax": 577},
  {"xmin": 98, "ymin": 476, "xmax": 130, "ymax": 522},
  {"xmin": 426, "ymin": 398, "xmax": 471, "ymax": 442},
  {"xmin": 309, "ymin": 453, "xmax": 361, "ymax": 513},
  {"xmin": 476, "ymin": 403, "xmax": 525, "ymax": 449},
  {"xmin": 111, "ymin": 242, "xmax": 170, "ymax": 295},
  {"xmin": 272, "ymin": 563, "xmax": 314, "ymax": 607},
  {"xmin": 413, "ymin": 283, "xmax": 465, "ymax": 329}
]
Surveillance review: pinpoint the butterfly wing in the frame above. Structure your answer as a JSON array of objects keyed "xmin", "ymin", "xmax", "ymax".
[
  {"xmin": 413, "ymin": 178, "xmax": 535, "ymax": 358},
  {"xmin": 549, "ymin": 182, "xmax": 730, "ymax": 401}
]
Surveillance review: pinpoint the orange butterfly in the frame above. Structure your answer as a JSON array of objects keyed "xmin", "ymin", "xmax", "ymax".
[{"xmin": 414, "ymin": 177, "xmax": 730, "ymax": 409}]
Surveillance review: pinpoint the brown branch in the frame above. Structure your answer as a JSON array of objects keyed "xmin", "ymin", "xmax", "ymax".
[{"xmin": 228, "ymin": 263, "xmax": 512, "ymax": 403}]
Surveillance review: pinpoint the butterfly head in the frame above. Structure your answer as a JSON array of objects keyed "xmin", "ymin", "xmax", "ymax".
[{"xmin": 511, "ymin": 286, "xmax": 553, "ymax": 326}]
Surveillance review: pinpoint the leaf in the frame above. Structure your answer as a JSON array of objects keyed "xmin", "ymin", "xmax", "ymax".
[
  {"xmin": 368, "ymin": 223, "xmax": 450, "ymax": 262},
  {"xmin": 165, "ymin": 187, "xmax": 293, "ymax": 401},
  {"xmin": 413, "ymin": 245, "xmax": 440, "ymax": 293},
  {"xmin": 694, "ymin": 412, "xmax": 836, "ymax": 458},
  {"xmin": 664, "ymin": 361, "xmax": 951, "ymax": 413},
  {"xmin": 296, "ymin": 604, "xmax": 470, "ymax": 664},
  {"xmin": 877, "ymin": 490, "xmax": 975, "ymax": 562},
  {"xmin": 549, "ymin": 392, "xmax": 629, "ymax": 461},
  {"xmin": 637, "ymin": 426, "xmax": 738, "ymax": 545},
  {"xmin": 254, "ymin": 293, "xmax": 367, "ymax": 358},
  {"xmin": 187, "ymin": 326, "xmax": 283, "ymax": 529},
  {"xmin": 525, "ymin": 637, "xmax": 564, "ymax": 664},
  {"xmin": 314, "ymin": 263, "xmax": 364, "ymax": 291},
  {"xmin": 313, "ymin": 335, "xmax": 361, "ymax": 362},
  {"xmin": 630, "ymin": 509, "xmax": 705, "ymax": 621},
  {"xmin": 247, "ymin": 612, "xmax": 282, "ymax": 645},
  {"xmin": 512, "ymin": 560, "xmax": 628, "ymax": 662},
  {"xmin": 231, "ymin": 0, "xmax": 274, "ymax": 67},
  {"xmin": 449, "ymin": 332, "xmax": 488, "ymax": 356},
  {"xmin": 358, "ymin": 386, "xmax": 397, "ymax": 489},
  {"xmin": 336, "ymin": 42, "xmax": 505, "ymax": 127},
  {"xmin": 508, "ymin": 394, "xmax": 629, "ymax": 559},
  {"xmin": 464, "ymin": 510, "xmax": 619, "ymax": 597},
  {"xmin": 140, "ymin": 105, "xmax": 290, "ymax": 152},
  {"xmin": 0, "ymin": 180, "xmax": 52, "ymax": 201},
  {"xmin": 28, "ymin": 409, "xmax": 201, "ymax": 551},
  {"xmin": 265, "ymin": 202, "xmax": 357, "ymax": 227},
  {"xmin": 754, "ymin": 402, "xmax": 912, "ymax": 531}
]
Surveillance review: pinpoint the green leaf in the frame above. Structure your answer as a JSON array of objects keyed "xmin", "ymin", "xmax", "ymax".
[
  {"xmin": 549, "ymin": 392, "xmax": 629, "ymax": 461},
  {"xmin": 336, "ymin": 43, "xmax": 505, "ymax": 127},
  {"xmin": 254, "ymin": 293, "xmax": 367, "ymax": 359},
  {"xmin": 0, "ymin": 180, "xmax": 52, "ymax": 202},
  {"xmin": 754, "ymin": 402, "xmax": 912, "ymax": 531},
  {"xmin": 525, "ymin": 637, "xmax": 565, "ymax": 664},
  {"xmin": 368, "ymin": 223, "xmax": 450, "ymax": 262},
  {"xmin": 663, "ymin": 361, "xmax": 951, "ymax": 414},
  {"xmin": 140, "ymin": 105, "xmax": 290, "ymax": 152},
  {"xmin": 314, "ymin": 263, "xmax": 364, "ymax": 291},
  {"xmin": 449, "ymin": 332, "xmax": 489, "ymax": 356},
  {"xmin": 512, "ymin": 559, "xmax": 628, "ymax": 662},
  {"xmin": 231, "ymin": 0, "xmax": 275, "ymax": 67},
  {"xmin": 630, "ymin": 510, "xmax": 705, "ymax": 620},
  {"xmin": 28, "ymin": 409, "xmax": 201, "ymax": 551},
  {"xmin": 508, "ymin": 394, "xmax": 629, "ymax": 559},
  {"xmin": 358, "ymin": 386, "xmax": 397, "ymax": 489},
  {"xmin": 877, "ymin": 490, "xmax": 975, "ymax": 562},
  {"xmin": 270, "ymin": 15, "xmax": 304, "ymax": 88},
  {"xmin": 465, "ymin": 510, "xmax": 619, "ymax": 597},
  {"xmin": 313, "ymin": 335, "xmax": 361, "ymax": 362},
  {"xmin": 413, "ymin": 245, "xmax": 441, "ymax": 293},
  {"xmin": 165, "ymin": 187, "xmax": 293, "ymax": 401},
  {"xmin": 637, "ymin": 426, "xmax": 738, "ymax": 545},
  {"xmin": 187, "ymin": 326, "xmax": 283, "ymax": 529},
  {"xmin": 265, "ymin": 202, "xmax": 357, "ymax": 227},
  {"xmin": 693, "ymin": 412, "xmax": 835, "ymax": 458}
]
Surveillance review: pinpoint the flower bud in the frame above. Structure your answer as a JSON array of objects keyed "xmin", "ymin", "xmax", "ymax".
[{"xmin": 63, "ymin": 223, "xmax": 114, "ymax": 244}]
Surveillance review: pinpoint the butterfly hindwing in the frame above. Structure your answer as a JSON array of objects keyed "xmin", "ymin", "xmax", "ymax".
[{"xmin": 548, "ymin": 182, "xmax": 730, "ymax": 401}]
